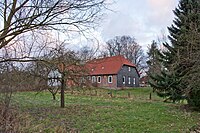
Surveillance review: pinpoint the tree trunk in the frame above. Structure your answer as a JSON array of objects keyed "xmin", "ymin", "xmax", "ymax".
[
  {"xmin": 149, "ymin": 93, "xmax": 152, "ymax": 100},
  {"xmin": 53, "ymin": 94, "xmax": 56, "ymax": 100},
  {"xmin": 60, "ymin": 75, "xmax": 65, "ymax": 108}
]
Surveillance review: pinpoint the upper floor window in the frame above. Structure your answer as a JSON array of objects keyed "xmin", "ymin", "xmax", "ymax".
[
  {"xmin": 108, "ymin": 75, "xmax": 112, "ymax": 83},
  {"xmin": 128, "ymin": 67, "xmax": 131, "ymax": 71}
]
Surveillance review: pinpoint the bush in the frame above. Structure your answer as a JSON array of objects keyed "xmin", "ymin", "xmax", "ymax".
[
  {"xmin": 188, "ymin": 88, "xmax": 200, "ymax": 109},
  {"xmin": 0, "ymin": 91, "xmax": 20, "ymax": 132}
]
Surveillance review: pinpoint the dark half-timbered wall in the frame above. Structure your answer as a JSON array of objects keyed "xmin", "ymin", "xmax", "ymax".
[{"xmin": 117, "ymin": 65, "xmax": 139, "ymax": 87}]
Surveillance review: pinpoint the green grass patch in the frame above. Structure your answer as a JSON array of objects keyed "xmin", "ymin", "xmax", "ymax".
[{"xmin": 11, "ymin": 88, "xmax": 200, "ymax": 132}]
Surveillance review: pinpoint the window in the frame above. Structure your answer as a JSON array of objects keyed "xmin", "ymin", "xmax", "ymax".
[
  {"xmin": 92, "ymin": 76, "xmax": 96, "ymax": 83},
  {"xmin": 133, "ymin": 78, "xmax": 136, "ymax": 85},
  {"xmin": 128, "ymin": 77, "xmax": 131, "ymax": 84},
  {"xmin": 48, "ymin": 78, "xmax": 61, "ymax": 87},
  {"xmin": 97, "ymin": 76, "xmax": 101, "ymax": 83},
  {"xmin": 108, "ymin": 75, "xmax": 112, "ymax": 83},
  {"xmin": 80, "ymin": 77, "xmax": 85, "ymax": 83},
  {"xmin": 123, "ymin": 76, "xmax": 125, "ymax": 84},
  {"xmin": 128, "ymin": 67, "xmax": 131, "ymax": 71}
]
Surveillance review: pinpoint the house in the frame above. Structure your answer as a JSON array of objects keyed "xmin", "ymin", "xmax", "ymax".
[
  {"xmin": 47, "ymin": 64, "xmax": 89, "ymax": 88},
  {"xmin": 139, "ymin": 75, "xmax": 149, "ymax": 87},
  {"xmin": 47, "ymin": 69, "xmax": 61, "ymax": 87},
  {"xmin": 85, "ymin": 55, "xmax": 140, "ymax": 88}
]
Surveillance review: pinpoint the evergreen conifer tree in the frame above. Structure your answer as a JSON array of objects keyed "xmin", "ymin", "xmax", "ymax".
[
  {"xmin": 149, "ymin": 0, "xmax": 200, "ymax": 104},
  {"xmin": 146, "ymin": 41, "xmax": 159, "ymax": 74},
  {"xmin": 146, "ymin": 41, "xmax": 161, "ymax": 91}
]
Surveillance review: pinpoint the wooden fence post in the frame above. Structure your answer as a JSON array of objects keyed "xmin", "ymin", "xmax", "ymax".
[
  {"xmin": 149, "ymin": 92, "xmax": 152, "ymax": 100},
  {"xmin": 95, "ymin": 90, "xmax": 97, "ymax": 96},
  {"xmin": 108, "ymin": 92, "xmax": 113, "ymax": 98},
  {"xmin": 128, "ymin": 92, "xmax": 131, "ymax": 98}
]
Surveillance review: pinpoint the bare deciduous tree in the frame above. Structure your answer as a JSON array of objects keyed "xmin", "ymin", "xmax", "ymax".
[
  {"xmin": 0, "ymin": 1, "xmax": 107, "ymax": 129},
  {"xmin": 51, "ymin": 46, "xmax": 86, "ymax": 107},
  {"xmin": 78, "ymin": 45, "xmax": 99, "ymax": 61},
  {"xmin": 0, "ymin": 0, "xmax": 107, "ymax": 50},
  {"xmin": 102, "ymin": 35, "xmax": 146, "ymax": 73}
]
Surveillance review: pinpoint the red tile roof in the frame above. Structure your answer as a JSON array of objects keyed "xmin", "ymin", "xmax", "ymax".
[{"xmin": 86, "ymin": 55, "xmax": 137, "ymax": 75}]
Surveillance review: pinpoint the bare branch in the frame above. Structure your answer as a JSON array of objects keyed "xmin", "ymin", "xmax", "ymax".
[{"xmin": 0, "ymin": 0, "xmax": 107, "ymax": 49}]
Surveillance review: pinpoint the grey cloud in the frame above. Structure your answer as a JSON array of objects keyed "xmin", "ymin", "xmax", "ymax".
[
  {"xmin": 101, "ymin": 13, "xmax": 145, "ymax": 41},
  {"xmin": 100, "ymin": 0, "xmax": 179, "ymax": 50}
]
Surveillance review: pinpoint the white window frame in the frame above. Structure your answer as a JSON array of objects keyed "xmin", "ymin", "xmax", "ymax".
[
  {"xmin": 108, "ymin": 75, "xmax": 112, "ymax": 83},
  {"xmin": 87, "ymin": 76, "xmax": 91, "ymax": 80},
  {"xmin": 128, "ymin": 67, "xmax": 131, "ymax": 71},
  {"xmin": 133, "ymin": 78, "xmax": 136, "ymax": 85},
  {"xmin": 128, "ymin": 77, "xmax": 131, "ymax": 84},
  {"xmin": 97, "ymin": 76, "xmax": 101, "ymax": 83},
  {"xmin": 123, "ymin": 76, "xmax": 126, "ymax": 84},
  {"xmin": 92, "ymin": 76, "xmax": 96, "ymax": 83}
]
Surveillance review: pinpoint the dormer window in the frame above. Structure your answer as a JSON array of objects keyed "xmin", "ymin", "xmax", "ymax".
[{"xmin": 102, "ymin": 66, "xmax": 104, "ymax": 69}]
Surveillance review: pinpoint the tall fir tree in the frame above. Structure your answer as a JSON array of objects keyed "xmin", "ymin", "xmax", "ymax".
[
  {"xmin": 146, "ymin": 40, "xmax": 160, "ymax": 74},
  {"xmin": 146, "ymin": 40, "xmax": 161, "ymax": 91},
  {"xmin": 149, "ymin": 0, "xmax": 200, "ymax": 104},
  {"xmin": 183, "ymin": 0, "xmax": 200, "ymax": 107}
]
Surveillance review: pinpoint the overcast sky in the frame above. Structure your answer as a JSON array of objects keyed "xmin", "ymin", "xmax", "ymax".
[
  {"xmin": 0, "ymin": 0, "xmax": 180, "ymax": 52},
  {"xmin": 94, "ymin": 0, "xmax": 179, "ymax": 51}
]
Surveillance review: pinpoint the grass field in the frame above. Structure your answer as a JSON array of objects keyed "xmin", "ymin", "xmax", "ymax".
[{"xmin": 11, "ymin": 87, "xmax": 200, "ymax": 132}]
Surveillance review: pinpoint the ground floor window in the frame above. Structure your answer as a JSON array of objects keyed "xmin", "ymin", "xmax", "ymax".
[
  {"xmin": 133, "ymin": 78, "xmax": 136, "ymax": 85},
  {"xmin": 87, "ymin": 76, "xmax": 91, "ymax": 80},
  {"xmin": 97, "ymin": 76, "xmax": 101, "ymax": 83},
  {"xmin": 92, "ymin": 76, "xmax": 96, "ymax": 83},
  {"xmin": 123, "ymin": 76, "xmax": 125, "ymax": 84},
  {"xmin": 128, "ymin": 77, "xmax": 131, "ymax": 84},
  {"xmin": 108, "ymin": 75, "xmax": 112, "ymax": 83}
]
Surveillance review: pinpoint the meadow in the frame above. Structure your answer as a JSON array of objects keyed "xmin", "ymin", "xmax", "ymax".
[{"xmin": 11, "ymin": 87, "xmax": 200, "ymax": 132}]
